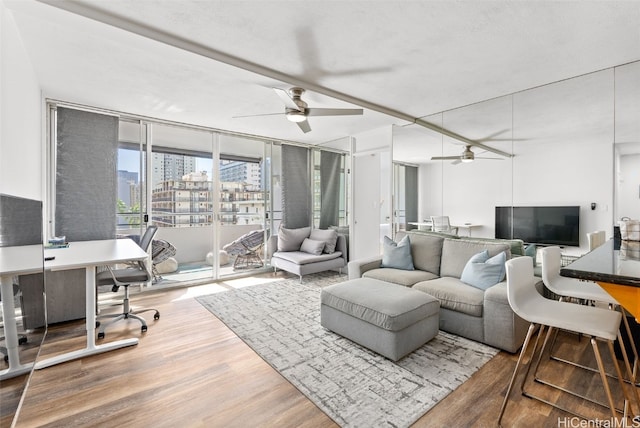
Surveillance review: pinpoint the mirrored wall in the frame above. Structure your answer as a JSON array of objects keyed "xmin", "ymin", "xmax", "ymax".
[
  {"xmin": 392, "ymin": 60, "xmax": 639, "ymax": 253},
  {"xmin": 0, "ymin": 194, "xmax": 46, "ymax": 426}
]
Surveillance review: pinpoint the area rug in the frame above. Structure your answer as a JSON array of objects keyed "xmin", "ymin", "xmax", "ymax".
[{"xmin": 196, "ymin": 272, "xmax": 499, "ymax": 428}]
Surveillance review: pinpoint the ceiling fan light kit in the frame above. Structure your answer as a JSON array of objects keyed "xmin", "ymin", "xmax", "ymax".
[{"xmin": 286, "ymin": 109, "xmax": 307, "ymax": 122}]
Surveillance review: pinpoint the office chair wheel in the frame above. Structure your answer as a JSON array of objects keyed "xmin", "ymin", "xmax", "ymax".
[
  {"xmin": 154, "ymin": 312, "xmax": 160, "ymax": 320},
  {"xmin": 98, "ymin": 332, "xmax": 105, "ymax": 339},
  {"xmin": 141, "ymin": 325, "xmax": 148, "ymax": 333},
  {"xmin": 18, "ymin": 336, "xmax": 27, "ymax": 345}
]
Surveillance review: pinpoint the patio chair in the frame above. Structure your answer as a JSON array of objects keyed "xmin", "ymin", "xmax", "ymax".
[
  {"xmin": 223, "ymin": 229, "xmax": 269, "ymax": 269},
  {"xmin": 151, "ymin": 239, "xmax": 177, "ymax": 282}
]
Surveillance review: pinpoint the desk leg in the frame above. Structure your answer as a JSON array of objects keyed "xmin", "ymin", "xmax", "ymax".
[
  {"xmin": 34, "ymin": 266, "xmax": 138, "ymax": 370},
  {"xmin": 0, "ymin": 275, "xmax": 34, "ymax": 380}
]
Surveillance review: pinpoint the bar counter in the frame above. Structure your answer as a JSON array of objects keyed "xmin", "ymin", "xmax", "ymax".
[{"xmin": 561, "ymin": 239, "xmax": 640, "ymax": 321}]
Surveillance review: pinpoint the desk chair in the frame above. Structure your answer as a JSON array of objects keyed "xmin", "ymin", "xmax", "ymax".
[
  {"xmin": 541, "ymin": 246, "xmax": 639, "ymax": 385},
  {"xmin": 96, "ymin": 226, "xmax": 160, "ymax": 339},
  {"xmin": 0, "ymin": 282, "xmax": 28, "ymax": 362},
  {"xmin": 499, "ymin": 257, "xmax": 638, "ymax": 425},
  {"xmin": 430, "ymin": 216, "xmax": 458, "ymax": 235}
]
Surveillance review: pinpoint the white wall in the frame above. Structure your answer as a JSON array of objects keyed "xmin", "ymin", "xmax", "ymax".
[
  {"xmin": 417, "ymin": 139, "xmax": 613, "ymax": 254},
  {"xmin": 0, "ymin": 3, "xmax": 42, "ymax": 200},
  {"xmin": 618, "ymin": 154, "xmax": 640, "ymax": 220},
  {"xmin": 351, "ymin": 126, "xmax": 392, "ymax": 260}
]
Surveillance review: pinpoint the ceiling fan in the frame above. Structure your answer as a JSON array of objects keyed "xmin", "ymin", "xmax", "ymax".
[
  {"xmin": 235, "ymin": 87, "xmax": 363, "ymax": 133},
  {"xmin": 431, "ymin": 145, "xmax": 505, "ymax": 164}
]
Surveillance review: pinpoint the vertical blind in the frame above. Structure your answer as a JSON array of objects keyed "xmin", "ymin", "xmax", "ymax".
[
  {"xmin": 55, "ymin": 107, "xmax": 118, "ymax": 241},
  {"xmin": 405, "ymin": 165, "xmax": 418, "ymax": 225},
  {"xmin": 319, "ymin": 150, "xmax": 341, "ymax": 229},
  {"xmin": 281, "ymin": 144, "xmax": 310, "ymax": 229}
]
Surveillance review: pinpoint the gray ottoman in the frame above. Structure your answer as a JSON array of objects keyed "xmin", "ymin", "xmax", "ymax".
[{"xmin": 320, "ymin": 278, "xmax": 440, "ymax": 361}]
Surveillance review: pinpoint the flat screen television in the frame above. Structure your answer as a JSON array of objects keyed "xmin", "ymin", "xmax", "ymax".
[{"xmin": 495, "ymin": 206, "xmax": 580, "ymax": 247}]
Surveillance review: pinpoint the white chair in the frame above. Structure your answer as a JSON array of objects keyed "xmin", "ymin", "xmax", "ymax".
[
  {"xmin": 587, "ymin": 230, "xmax": 606, "ymax": 251},
  {"xmin": 541, "ymin": 246, "xmax": 639, "ymax": 384},
  {"xmin": 498, "ymin": 257, "xmax": 638, "ymax": 424},
  {"xmin": 430, "ymin": 216, "xmax": 458, "ymax": 235}
]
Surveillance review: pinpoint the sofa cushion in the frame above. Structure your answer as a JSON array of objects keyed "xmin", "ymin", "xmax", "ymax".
[
  {"xmin": 462, "ymin": 237, "xmax": 525, "ymax": 256},
  {"xmin": 309, "ymin": 228, "xmax": 339, "ymax": 254},
  {"xmin": 277, "ymin": 226, "xmax": 311, "ymax": 252},
  {"xmin": 460, "ymin": 250, "xmax": 507, "ymax": 290},
  {"xmin": 272, "ymin": 250, "xmax": 342, "ymax": 265},
  {"xmin": 363, "ymin": 268, "xmax": 439, "ymax": 287},
  {"xmin": 381, "ymin": 235, "xmax": 414, "ymax": 270},
  {"xmin": 300, "ymin": 238, "xmax": 325, "ymax": 255},
  {"xmin": 439, "ymin": 239, "xmax": 510, "ymax": 279},
  {"xmin": 413, "ymin": 277, "xmax": 484, "ymax": 317},
  {"xmin": 406, "ymin": 232, "xmax": 445, "ymax": 275}
]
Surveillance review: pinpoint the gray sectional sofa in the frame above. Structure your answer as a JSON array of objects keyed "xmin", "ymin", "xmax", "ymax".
[{"xmin": 348, "ymin": 230, "xmax": 532, "ymax": 353}]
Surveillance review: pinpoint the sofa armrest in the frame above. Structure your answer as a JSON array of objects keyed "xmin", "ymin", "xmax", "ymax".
[{"xmin": 348, "ymin": 256, "xmax": 383, "ymax": 279}]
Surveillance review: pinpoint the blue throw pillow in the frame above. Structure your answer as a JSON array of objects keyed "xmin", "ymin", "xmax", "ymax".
[
  {"xmin": 460, "ymin": 250, "xmax": 507, "ymax": 290},
  {"xmin": 381, "ymin": 235, "xmax": 414, "ymax": 271},
  {"xmin": 524, "ymin": 244, "xmax": 537, "ymax": 267}
]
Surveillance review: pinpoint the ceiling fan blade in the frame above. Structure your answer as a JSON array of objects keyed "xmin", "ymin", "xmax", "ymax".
[
  {"xmin": 451, "ymin": 159, "xmax": 462, "ymax": 165},
  {"xmin": 431, "ymin": 156, "xmax": 461, "ymax": 161},
  {"xmin": 296, "ymin": 120, "xmax": 311, "ymax": 133},
  {"xmin": 306, "ymin": 108, "xmax": 363, "ymax": 117},
  {"xmin": 232, "ymin": 112, "xmax": 284, "ymax": 119},
  {"xmin": 273, "ymin": 88, "xmax": 300, "ymax": 110}
]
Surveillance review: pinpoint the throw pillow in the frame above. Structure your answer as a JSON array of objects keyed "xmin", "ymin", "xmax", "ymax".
[
  {"xmin": 381, "ymin": 235, "xmax": 414, "ymax": 271},
  {"xmin": 460, "ymin": 250, "xmax": 507, "ymax": 290},
  {"xmin": 300, "ymin": 238, "xmax": 325, "ymax": 256},
  {"xmin": 277, "ymin": 226, "xmax": 311, "ymax": 252},
  {"xmin": 524, "ymin": 244, "xmax": 537, "ymax": 267},
  {"xmin": 309, "ymin": 228, "xmax": 339, "ymax": 254}
]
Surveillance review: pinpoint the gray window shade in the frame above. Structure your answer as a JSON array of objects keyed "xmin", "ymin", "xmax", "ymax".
[
  {"xmin": 319, "ymin": 151, "xmax": 341, "ymax": 229},
  {"xmin": 281, "ymin": 144, "xmax": 310, "ymax": 229},
  {"xmin": 0, "ymin": 194, "xmax": 42, "ymax": 246},
  {"xmin": 405, "ymin": 166, "xmax": 418, "ymax": 225},
  {"xmin": 55, "ymin": 107, "xmax": 118, "ymax": 241}
]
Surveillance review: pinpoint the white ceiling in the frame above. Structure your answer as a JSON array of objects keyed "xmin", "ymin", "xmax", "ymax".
[{"xmin": 5, "ymin": 0, "xmax": 640, "ymax": 161}]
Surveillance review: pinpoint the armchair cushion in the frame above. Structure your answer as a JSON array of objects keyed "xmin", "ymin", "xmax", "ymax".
[
  {"xmin": 309, "ymin": 228, "xmax": 339, "ymax": 254},
  {"xmin": 277, "ymin": 226, "xmax": 311, "ymax": 252},
  {"xmin": 300, "ymin": 238, "xmax": 325, "ymax": 255}
]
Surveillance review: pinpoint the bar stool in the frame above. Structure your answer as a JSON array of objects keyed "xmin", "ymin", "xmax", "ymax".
[
  {"xmin": 541, "ymin": 246, "xmax": 639, "ymax": 386},
  {"xmin": 498, "ymin": 257, "xmax": 638, "ymax": 425}
]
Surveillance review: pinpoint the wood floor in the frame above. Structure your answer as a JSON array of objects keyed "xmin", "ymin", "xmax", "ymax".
[{"xmin": 2, "ymin": 272, "xmax": 638, "ymax": 427}]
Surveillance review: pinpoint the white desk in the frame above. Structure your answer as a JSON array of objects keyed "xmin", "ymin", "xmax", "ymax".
[
  {"xmin": 408, "ymin": 222, "xmax": 433, "ymax": 230},
  {"xmin": 408, "ymin": 222, "xmax": 482, "ymax": 236},
  {"xmin": 456, "ymin": 224, "xmax": 482, "ymax": 237},
  {"xmin": 35, "ymin": 239, "xmax": 147, "ymax": 369},
  {"xmin": 0, "ymin": 245, "xmax": 43, "ymax": 380}
]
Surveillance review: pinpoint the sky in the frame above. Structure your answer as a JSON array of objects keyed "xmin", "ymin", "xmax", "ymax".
[{"xmin": 118, "ymin": 149, "xmax": 213, "ymax": 180}]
